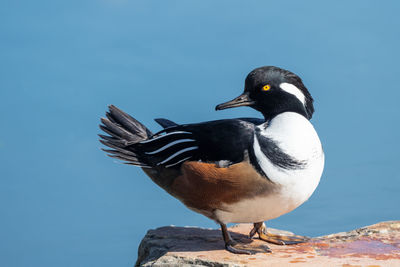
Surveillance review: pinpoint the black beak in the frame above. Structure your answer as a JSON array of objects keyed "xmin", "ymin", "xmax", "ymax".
[{"xmin": 215, "ymin": 92, "xmax": 255, "ymax": 111}]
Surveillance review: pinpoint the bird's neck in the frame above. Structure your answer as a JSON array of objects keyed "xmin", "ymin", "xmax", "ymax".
[{"xmin": 260, "ymin": 103, "xmax": 310, "ymax": 121}]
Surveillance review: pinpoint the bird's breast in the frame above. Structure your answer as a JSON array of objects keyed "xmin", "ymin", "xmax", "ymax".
[
  {"xmin": 216, "ymin": 114, "xmax": 324, "ymax": 224},
  {"xmin": 252, "ymin": 112, "xmax": 325, "ymax": 210}
]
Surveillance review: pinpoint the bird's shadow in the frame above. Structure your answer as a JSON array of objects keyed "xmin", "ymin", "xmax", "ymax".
[
  {"xmin": 135, "ymin": 225, "xmax": 271, "ymax": 266},
  {"xmin": 162, "ymin": 226, "xmax": 253, "ymax": 250}
]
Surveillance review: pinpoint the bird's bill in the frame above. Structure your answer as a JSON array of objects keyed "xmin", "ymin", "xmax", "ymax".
[{"xmin": 215, "ymin": 92, "xmax": 255, "ymax": 110}]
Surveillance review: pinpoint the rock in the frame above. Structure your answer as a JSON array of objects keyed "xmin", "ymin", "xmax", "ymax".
[{"xmin": 136, "ymin": 221, "xmax": 400, "ymax": 266}]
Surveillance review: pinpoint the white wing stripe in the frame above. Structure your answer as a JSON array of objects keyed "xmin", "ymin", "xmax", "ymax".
[
  {"xmin": 165, "ymin": 156, "xmax": 192, "ymax": 168},
  {"xmin": 139, "ymin": 131, "xmax": 192, "ymax": 144},
  {"xmin": 145, "ymin": 139, "xmax": 196, "ymax": 155},
  {"xmin": 158, "ymin": 146, "xmax": 198, "ymax": 165}
]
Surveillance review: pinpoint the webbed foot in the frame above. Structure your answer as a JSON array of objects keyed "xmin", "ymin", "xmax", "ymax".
[
  {"xmin": 221, "ymin": 223, "xmax": 271, "ymax": 254},
  {"xmin": 250, "ymin": 222, "xmax": 310, "ymax": 245}
]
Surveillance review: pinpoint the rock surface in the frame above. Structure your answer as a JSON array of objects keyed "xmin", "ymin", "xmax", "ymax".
[{"xmin": 136, "ymin": 221, "xmax": 400, "ymax": 266}]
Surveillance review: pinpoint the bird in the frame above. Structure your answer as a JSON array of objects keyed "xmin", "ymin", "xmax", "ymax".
[{"xmin": 99, "ymin": 66, "xmax": 324, "ymax": 254}]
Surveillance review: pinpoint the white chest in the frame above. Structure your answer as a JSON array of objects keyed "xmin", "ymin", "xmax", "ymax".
[
  {"xmin": 215, "ymin": 112, "xmax": 324, "ymax": 224},
  {"xmin": 254, "ymin": 112, "xmax": 324, "ymax": 205}
]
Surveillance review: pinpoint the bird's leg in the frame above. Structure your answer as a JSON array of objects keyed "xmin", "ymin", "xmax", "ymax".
[
  {"xmin": 220, "ymin": 223, "xmax": 260, "ymax": 254},
  {"xmin": 249, "ymin": 222, "xmax": 310, "ymax": 245}
]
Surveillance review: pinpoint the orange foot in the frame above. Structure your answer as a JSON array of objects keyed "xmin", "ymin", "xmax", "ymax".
[{"xmin": 249, "ymin": 222, "xmax": 310, "ymax": 245}]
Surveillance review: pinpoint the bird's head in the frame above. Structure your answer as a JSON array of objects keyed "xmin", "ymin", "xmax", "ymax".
[{"xmin": 215, "ymin": 66, "xmax": 314, "ymax": 120}]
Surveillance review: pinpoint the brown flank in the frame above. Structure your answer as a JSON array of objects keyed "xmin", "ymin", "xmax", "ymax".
[{"xmin": 167, "ymin": 161, "xmax": 277, "ymax": 220}]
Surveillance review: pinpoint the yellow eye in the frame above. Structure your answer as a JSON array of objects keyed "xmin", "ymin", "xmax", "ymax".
[{"xmin": 262, "ymin": 84, "xmax": 271, "ymax": 91}]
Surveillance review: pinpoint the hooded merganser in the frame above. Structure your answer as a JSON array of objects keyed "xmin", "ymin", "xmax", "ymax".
[{"xmin": 99, "ymin": 66, "xmax": 324, "ymax": 254}]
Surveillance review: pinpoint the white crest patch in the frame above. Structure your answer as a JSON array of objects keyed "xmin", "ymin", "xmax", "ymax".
[{"xmin": 279, "ymin": 83, "xmax": 306, "ymax": 106}]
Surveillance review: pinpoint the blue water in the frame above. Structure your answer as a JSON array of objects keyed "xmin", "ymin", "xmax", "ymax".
[{"xmin": 1, "ymin": 1, "xmax": 400, "ymax": 266}]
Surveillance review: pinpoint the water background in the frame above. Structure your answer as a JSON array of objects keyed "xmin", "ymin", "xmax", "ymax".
[{"xmin": 1, "ymin": 1, "xmax": 400, "ymax": 266}]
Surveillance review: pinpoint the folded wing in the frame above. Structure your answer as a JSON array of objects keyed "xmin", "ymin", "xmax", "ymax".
[{"xmin": 100, "ymin": 105, "xmax": 262, "ymax": 170}]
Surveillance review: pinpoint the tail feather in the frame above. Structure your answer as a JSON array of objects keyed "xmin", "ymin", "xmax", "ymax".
[
  {"xmin": 100, "ymin": 118, "xmax": 137, "ymax": 142},
  {"xmin": 99, "ymin": 105, "xmax": 153, "ymax": 167},
  {"xmin": 106, "ymin": 153, "xmax": 142, "ymax": 164},
  {"xmin": 108, "ymin": 105, "xmax": 152, "ymax": 139},
  {"xmin": 154, "ymin": 118, "xmax": 178, "ymax": 129},
  {"xmin": 99, "ymin": 140, "xmax": 137, "ymax": 156},
  {"xmin": 98, "ymin": 134, "xmax": 127, "ymax": 146}
]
